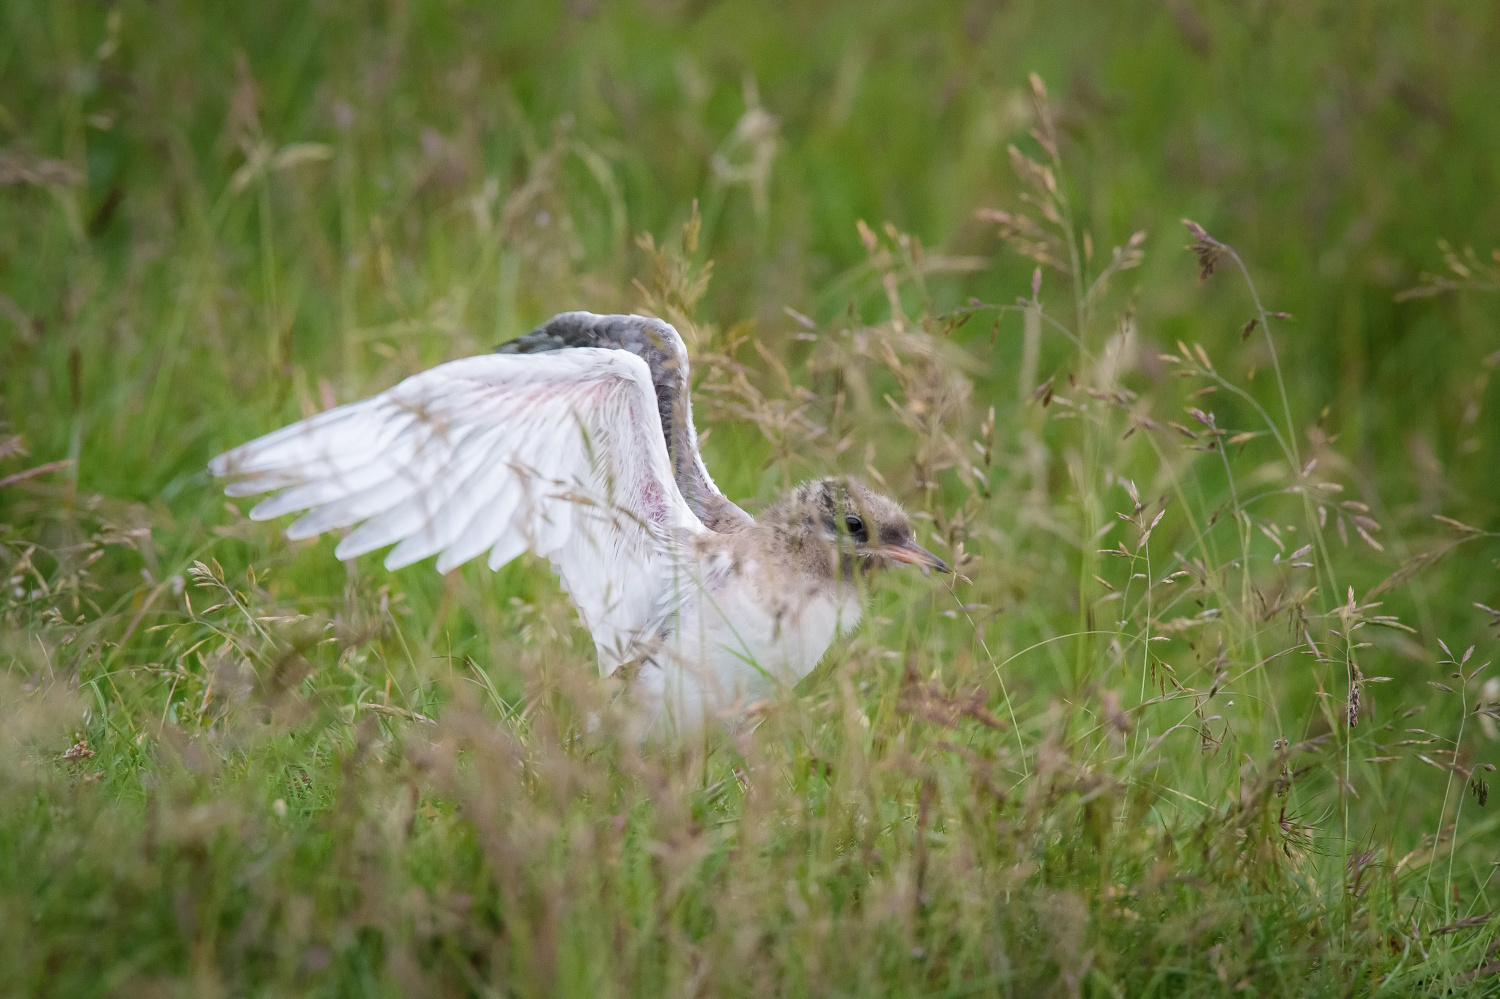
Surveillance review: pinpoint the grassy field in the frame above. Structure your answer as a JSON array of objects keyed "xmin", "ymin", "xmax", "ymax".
[{"xmin": 4, "ymin": 1, "xmax": 1500, "ymax": 995}]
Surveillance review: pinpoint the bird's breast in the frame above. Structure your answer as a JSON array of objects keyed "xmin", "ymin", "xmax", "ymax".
[{"xmin": 650, "ymin": 554, "xmax": 860, "ymax": 723}]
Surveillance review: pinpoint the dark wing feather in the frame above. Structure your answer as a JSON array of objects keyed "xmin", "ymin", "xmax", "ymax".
[{"xmin": 498, "ymin": 312, "xmax": 752, "ymax": 533}]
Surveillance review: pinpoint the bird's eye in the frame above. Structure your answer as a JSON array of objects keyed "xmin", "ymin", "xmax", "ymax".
[{"xmin": 844, "ymin": 515, "xmax": 867, "ymax": 541}]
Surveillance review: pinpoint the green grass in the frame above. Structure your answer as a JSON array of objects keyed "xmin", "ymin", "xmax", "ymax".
[{"xmin": 3, "ymin": 1, "xmax": 1500, "ymax": 995}]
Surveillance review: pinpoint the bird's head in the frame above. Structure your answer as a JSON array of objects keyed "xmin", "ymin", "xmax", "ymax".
[{"xmin": 776, "ymin": 477, "xmax": 951, "ymax": 580}]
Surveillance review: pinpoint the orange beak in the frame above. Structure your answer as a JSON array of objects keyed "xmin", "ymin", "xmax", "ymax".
[{"xmin": 882, "ymin": 539, "xmax": 951, "ymax": 574}]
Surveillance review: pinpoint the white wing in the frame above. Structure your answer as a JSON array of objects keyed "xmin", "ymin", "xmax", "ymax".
[{"xmin": 208, "ymin": 348, "xmax": 706, "ymax": 673}]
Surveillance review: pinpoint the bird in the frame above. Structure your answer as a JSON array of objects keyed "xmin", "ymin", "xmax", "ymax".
[{"xmin": 209, "ymin": 312, "xmax": 950, "ymax": 733}]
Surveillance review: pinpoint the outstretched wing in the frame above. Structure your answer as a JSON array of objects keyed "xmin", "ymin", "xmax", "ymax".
[
  {"xmin": 498, "ymin": 312, "xmax": 753, "ymax": 534},
  {"xmin": 208, "ymin": 348, "xmax": 704, "ymax": 673}
]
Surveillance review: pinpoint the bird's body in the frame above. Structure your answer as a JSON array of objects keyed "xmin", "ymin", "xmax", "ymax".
[
  {"xmin": 638, "ymin": 524, "xmax": 863, "ymax": 730},
  {"xmin": 210, "ymin": 312, "xmax": 946, "ymax": 732}
]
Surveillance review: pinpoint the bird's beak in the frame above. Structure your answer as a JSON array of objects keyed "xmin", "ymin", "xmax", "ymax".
[{"xmin": 883, "ymin": 539, "xmax": 951, "ymax": 574}]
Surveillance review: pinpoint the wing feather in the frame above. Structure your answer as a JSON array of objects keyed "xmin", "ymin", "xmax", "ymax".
[
  {"xmin": 210, "ymin": 349, "xmax": 705, "ymax": 672},
  {"xmin": 434, "ymin": 477, "xmax": 523, "ymax": 574},
  {"xmin": 497, "ymin": 313, "xmax": 753, "ymax": 533},
  {"xmin": 280, "ymin": 473, "xmax": 404, "ymax": 538}
]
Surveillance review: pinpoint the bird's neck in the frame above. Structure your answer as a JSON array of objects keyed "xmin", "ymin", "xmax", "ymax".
[{"xmin": 756, "ymin": 517, "xmax": 856, "ymax": 590}]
